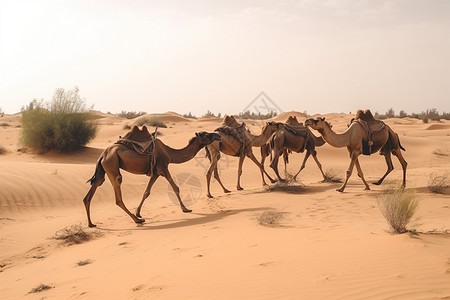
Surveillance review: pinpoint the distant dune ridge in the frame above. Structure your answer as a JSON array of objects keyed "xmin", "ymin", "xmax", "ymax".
[{"xmin": 1, "ymin": 110, "xmax": 450, "ymax": 299}]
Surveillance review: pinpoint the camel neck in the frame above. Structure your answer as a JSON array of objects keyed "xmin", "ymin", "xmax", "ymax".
[
  {"xmin": 163, "ymin": 138, "xmax": 203, "ymax": 164},
  {"xmin": 250, "ymin": 127, "xmax": 275, "ymax": 147},
  {"xmin": 318, "ymin": 124, "xmax": 352, "ymax": 148}
]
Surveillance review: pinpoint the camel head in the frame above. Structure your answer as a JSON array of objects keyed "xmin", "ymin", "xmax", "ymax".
[
  {"xmin": 194, "ymin": 131, "xmax": 221, "ymax": 146},
  {"xmin": 262, "ymin": 121, "xmax": 280, "ymax": 133},
  {"xmin": 304, "ymin": 117, "xmax": 330, "ymax": 131}
]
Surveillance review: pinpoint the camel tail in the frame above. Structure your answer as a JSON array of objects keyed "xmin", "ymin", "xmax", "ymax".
[
  {"xmin": 204, "ymin": 146, "xmax": 212, "ymax": 162},
  {"xmin": 399, "ymin": 137, "xmax": 406, "ymax": 151},
  {"xmin": 87, "ymin": 156, "xmax": 105, "ymax": 185}
]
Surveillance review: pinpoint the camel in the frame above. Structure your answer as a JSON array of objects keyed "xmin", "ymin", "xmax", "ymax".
[
  {"xmin": 204, "ymin": 115, "xmax": 276, "ymax": 198},
  {"xmin": 82, "ymin": 125, "xmax": 221, "ymax": 227},
  {"xmin": 269, "ymin": 117, "xmax": 326, "ymax": 182},
  {"xmin": 304, "ymin": 109, "xmax": 407, "ymax": 192}
]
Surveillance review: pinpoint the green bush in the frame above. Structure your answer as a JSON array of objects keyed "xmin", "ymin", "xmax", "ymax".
[
  {"xmin": 134, "ymin": 117, "xmax": 167, "ymax": 128},
  {"xmin": 21, "ymin": 87, "xmax": 97, "ymax": 152}
]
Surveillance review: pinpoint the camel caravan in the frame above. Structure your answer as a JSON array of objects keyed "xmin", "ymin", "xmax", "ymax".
[{"xmin": 83, "ymin": 109, "xmax": 407, "ymax": 227}]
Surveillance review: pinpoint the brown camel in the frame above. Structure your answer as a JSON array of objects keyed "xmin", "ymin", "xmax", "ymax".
[
  {"xmin": 269, "ymin": 118, "xmax": 326, "ymax": 182},
  {"xmin": 204, "ymin": 115, "xmax": 276, "ymax": 198},
  {"xmin": 82, "ymin": 126, "xmax": 221, "ymax": 227},
  {"xmin": 304, "ymin": 110, "xmax": 407, "ymax": 192}
]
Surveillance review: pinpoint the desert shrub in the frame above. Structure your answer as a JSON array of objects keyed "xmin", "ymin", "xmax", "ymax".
[
  {"xmin": 77, "ymin": 259, "xmax": 93, "ymax": 266},
  {"xmin": 428, "ymin": 173, "xmax": 449, "ymax": 194},
  {"xmin": 117, "ymin": 110, "xmax": 147, "ymax": 119},
  {"xmin": 323, "ymin": 168, "xmax": 344, "ymax": 183},
  {"xmin": 0, "ymin": 145, "xmax": 6, "ymax": 155},
  {"xmin": 377, "ymin": 187, "xmax": 419, "ymax": 234},
  {"xmin": 235, "ymin": 110, "xmax": 277, "ymax": 120},
  {"xmin": 257, "ymin": 210, "xmax": 286, "ymax": 226},
  {"xmin": 265, "ymin": 181, "xmax": 305, "ymax": 194},
  {"xmin": 182, "ymin": 112, "xmax": 197, "ymax": 119},
  {"xmin": 53, "ymin": 224, "xmax": 102, "ymax": 246},
  {"xmin": 21, "ymin": 87, "xmax": 97, "ymax": 152},
  {"xmin": 28, "ymin": 284, "xmax": 53, "ymax": 293},
  {"xmin": 134, "ymin": 117, "xmax": 167, "ymax": 128},
  {"xmin": 123, "ymin": 124, "xmax": 132, "ymax": 130}
]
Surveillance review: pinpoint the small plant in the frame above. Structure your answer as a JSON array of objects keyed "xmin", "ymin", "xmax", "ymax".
[
  {"xmin": 377, "ymin": 187, "xmax": 419, "ymax": 234},
  {"xmin": 257, "ymin": 210, "xmax": 286, "ymax": 227},
  {"xmin": 0, "ymin": 145, "xmax": 6, "ymax": 155},
  {"xmin": 265, "ymin": 181, "xmax": 305, "ymax": 194},
  {"xmin": 117, "ymin": 110, "xmax": 147, "ymax": 119},
  {"xmin": 28, "ymin": 283, "xmax": 53, "ymax": 294},
  {"xmin": 428, "ymin": 173, "xmax": 449, "ymax": 194},
  {"xmin": 323, "ymin": 168, "xmax": 344, "ymax": 183},
  {"xmin": 0, "ymin": 122, "xmax": 9, "ymax": 127},
  {"xmin": 123, "ymin": 124, "xmax": 131, "ymax": 130},
  {"xmin": 53, "ymin": 224, "xmax": 102, "ymax": 246},
  {"xmin": 134, "ymin": 117, "xmax": 167, "ymax": 128},
  {"xmin": 77, "ymin": 259, "xmax": 93, "ymax": 266}
]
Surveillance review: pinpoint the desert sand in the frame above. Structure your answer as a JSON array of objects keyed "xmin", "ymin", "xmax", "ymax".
[{"xmin": 1, "ymin": 111, "xmax": 449, "ymax": 299}]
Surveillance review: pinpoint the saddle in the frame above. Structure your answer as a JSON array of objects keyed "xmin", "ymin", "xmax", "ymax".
[
  {"xmin": 115, "ymin": 125, "xmax": 158, "ymax": 175},
  {"xmin": 353, "ymin": 110, "xmax": 386, "ymax": 155},
  {"xmin": 215, "ymin": 122, "xmax": 251, "ymax": 157}
]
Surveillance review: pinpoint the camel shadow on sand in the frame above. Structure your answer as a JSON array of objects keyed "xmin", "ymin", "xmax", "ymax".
[{"xmin": 97, "ymin": 207, "xmax": 270, "ymax": 231}]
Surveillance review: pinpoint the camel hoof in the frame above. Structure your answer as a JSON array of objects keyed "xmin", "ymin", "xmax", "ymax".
[
  {"xmin": 135, "ymin": 218, "xmax": 145, "ymax": 224},
  {"xmin": 270, "ymin": 179, "xmax": 277, "ymax": 184},
  {"xmin": 224, "ymin": 190, "xmax": 231, "ymax": 193},
  {"xmin": 364, "ymin": 187, "xmax": 371, "ymax": 191},
  {"xmin": 293, "ymin": 176, "xmax": 298, "ymax": 182},
  {"xmin": 88, "ymin": 223, "xmax": 96, "ymax": 228},
  {"xmin": 372, "ymin": 181, "xmax": 381, "ymax": 185},
  {"xmin": 336, "ymin": 188, "xmax": 344, "ymax": 192},
  {"xmin": 207, "ymin": 194, "xmax": 213, "ymax": 198},
  {"xmin": 237, "ymin": 187, "xmax": 244, "ymax": 191},
  {"xmin": 183, "ymin": 209, "xmax": 192, "ymax": 213}
]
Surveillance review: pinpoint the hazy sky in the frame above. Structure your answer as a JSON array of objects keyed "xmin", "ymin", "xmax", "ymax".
[{"xmin": 1, "ymin": 0, "xmax": 449, "ymax": 116}]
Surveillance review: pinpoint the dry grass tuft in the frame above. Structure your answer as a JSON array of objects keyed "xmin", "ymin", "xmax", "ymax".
[
  {"xmin": 377, "ymin": 187, "xmax": 419, "ymax": 234},
  {"xmin": 428, "ymin": 173, "xmax": 449, "ymax": 194},
  {"xmin": 77, "ymin": 259, "xmax": 93, "ymax": 266},
  {"xmin": 53, "ymin": 224, "xmax": 102, "ymax": 246},
  {"xmin": 0, "ymin": 145, "xmax": 6, "ymax": 155},
  {"xmin": 257, "ymin": 210, "xmax": 287, "ymax": 227},
  {"xmin": 265, "ymin": 181, "xmax": 306, "ymax": 194},
  {"xmin": 28, "ymin": 283, "xmax": 53, "ymax": 294},
  {"xmin": 322, "ymin": 168, "xmax": 344, "ymax": 183}
]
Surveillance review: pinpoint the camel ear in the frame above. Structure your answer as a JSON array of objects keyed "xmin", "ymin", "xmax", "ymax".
[
  {"xmin": 320, "ymin": 117, "xmax": 325, "ymax": 121},
  {"xmin": 195, "ymin": 132, "xmax": 199, "ymax": 137}
]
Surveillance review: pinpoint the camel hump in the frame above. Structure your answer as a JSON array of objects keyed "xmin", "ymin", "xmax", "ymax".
[
  {"xmin": 356, "ymin": 109, "xmax": 377, "ymax": 123},
  {"xmin": 122, "ymin": 125, "xmax": 155, "ymax": 143},
  {"xmin": 285, "ymin": 115, "xmax": 303, "ymax": 126},
  {"xmin": 222, "ymin": 115, "xmax": 240, "ymax": 127}
]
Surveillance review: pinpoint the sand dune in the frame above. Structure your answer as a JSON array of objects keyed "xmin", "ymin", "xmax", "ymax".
[{"xmin": 1, "ymin": 111, "xmax": 449, "ymax": 299}]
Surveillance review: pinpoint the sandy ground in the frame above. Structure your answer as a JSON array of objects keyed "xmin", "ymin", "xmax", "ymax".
[{"xmin": 1, "ymin": 111, "xmax": 449, "ymax": 299}]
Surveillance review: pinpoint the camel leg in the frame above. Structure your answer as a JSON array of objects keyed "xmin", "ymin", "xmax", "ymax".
[
  {"xmin": 394, "ymin": 149, "xmax": 408, "ymax": 188},
  {"xmin": 206, "ymin": 157, "xmax": 230, "ymax": 198},
  {"xmin": 355, "ymin": 158, "xmax": 370, "ymax": 190},
  {"xmin": 270, "ymin": 150, "xmax": 285, "ymax": 182},
  {"xmin": 105, "ymin": 170, "xmax": 145, "ymax": 225},
  {"xmin": 283, "ymin": 149, "xmax": 289, "ymax": 177},
  {"xmin": 259, "ymin": 145, "xmax": 268, "ymax": 185},
  {"xmin": 293, "ymin": 151, "xmax": 311, "ymax": 181},
  {"xmin": 136, "ymin": 174, "xmax": 159, "ymax": 218},
  {"xmin": 247, "ymin": 151, "xmax": 276, "ymax": 184},
  {"xmin": 373, "ymin": 153, "xmax": 393, "ymax": 186},
  {"xmin": 82, "ymin": 172, "xmax": 105, "ymax": 228},
  {"xmin": 163, "ymin": 168, "xmax": 192, "ymax": 213},
  {"xmin": 337, "ymin": 152, "xmax": 358, "ymax": 192},
  {"xmin": 311, "ymin": 150, "xmax": 327, "ymax": 181},
  {"xmin": 237, "ymin": 155, "xmax": 245, "ymax": 190},
  {"xmin": 213, "ymin": 164, "xmax": 231, "ymax": 194}
]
